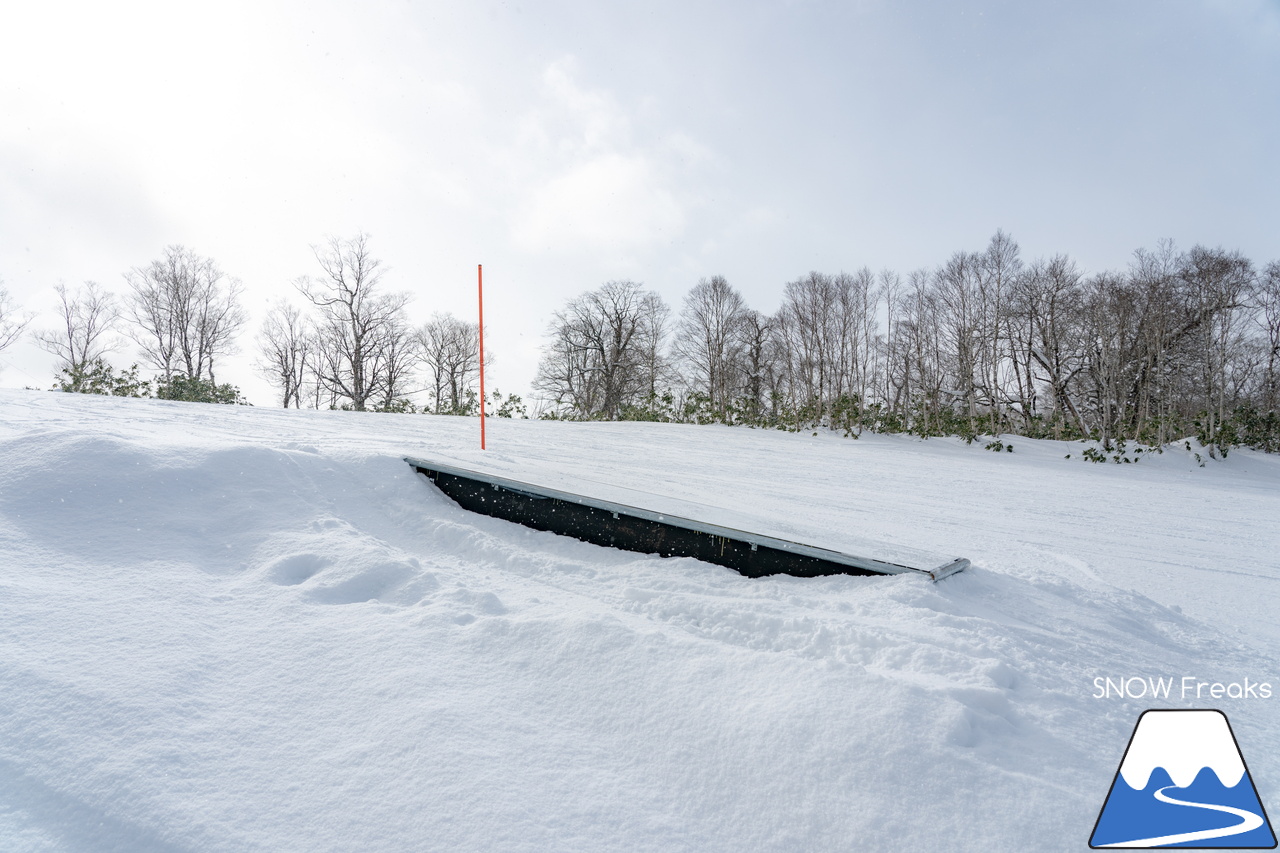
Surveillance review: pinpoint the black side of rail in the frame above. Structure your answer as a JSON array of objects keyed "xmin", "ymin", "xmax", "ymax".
[{"xmin": 410, "ymin": 464, "xmax": 881, "ymax": 579}]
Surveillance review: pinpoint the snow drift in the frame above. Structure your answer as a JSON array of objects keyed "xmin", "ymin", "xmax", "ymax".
[{"xmin": 0, "ymin": 390, "xmax": 1277, "ymax": 852}]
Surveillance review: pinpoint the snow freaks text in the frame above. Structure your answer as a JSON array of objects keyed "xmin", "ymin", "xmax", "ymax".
[{"xmin": 1093, "ymin": 676, "xmax": 1273, "ymax": 701}]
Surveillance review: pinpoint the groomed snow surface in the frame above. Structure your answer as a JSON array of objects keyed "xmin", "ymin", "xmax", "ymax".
[{"xmin": 1, "ymin": 389, "xmax": 1277, "ymax": 852}]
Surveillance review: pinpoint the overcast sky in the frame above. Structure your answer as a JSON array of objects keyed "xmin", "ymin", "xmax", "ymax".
[{"xmin": 2, "ymin": 0, "xmax": 1277, "ymax": 405}]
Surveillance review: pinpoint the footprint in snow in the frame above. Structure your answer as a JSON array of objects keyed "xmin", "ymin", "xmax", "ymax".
[
  {"xmin": 265, "ymin": 553, "xmax": 331, "ymax": 586},
  {"xmin": 305, "ymin": 561, "xmax": 439, "ymax": 606}
]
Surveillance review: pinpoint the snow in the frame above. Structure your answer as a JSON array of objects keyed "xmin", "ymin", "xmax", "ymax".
[{"xmin": 1, "ymin": 389, "xmax": 1277, "ymax": 852}]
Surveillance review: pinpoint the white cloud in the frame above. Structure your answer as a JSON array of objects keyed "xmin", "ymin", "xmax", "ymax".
[
  {"xmin": 512, "ymin": 153, "xmax": 685, "ymax": 253},
  {"xmin": 507, "ymin": 58, "xmax": 695, "ymax": 255}
]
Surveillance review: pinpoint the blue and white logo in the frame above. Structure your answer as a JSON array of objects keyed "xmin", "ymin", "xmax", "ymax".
[{"xmin": 1091, "ymin": 709, "xmax": 1276, "ymax": 848}]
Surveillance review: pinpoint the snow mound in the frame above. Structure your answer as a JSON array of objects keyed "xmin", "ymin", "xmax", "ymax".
[{"xmin": 0, "ymin": 390, "xmax": 1277, "ymax": 852}]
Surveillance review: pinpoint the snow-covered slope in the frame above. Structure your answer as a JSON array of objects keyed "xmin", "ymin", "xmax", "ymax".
[{"xmin": 1, "ymin": 390, "xmax": 1276, "ymax": 852}]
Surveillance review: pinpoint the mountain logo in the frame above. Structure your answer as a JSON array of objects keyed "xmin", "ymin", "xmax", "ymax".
[{"xmin": 1091, "ymin": 709, "xmax": 1276, "ymax": 848}]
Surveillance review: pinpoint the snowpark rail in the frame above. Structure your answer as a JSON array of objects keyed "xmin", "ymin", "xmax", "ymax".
[{"xmin": 405, "ymin": 457, "xmax": 969, "ymax": 582}]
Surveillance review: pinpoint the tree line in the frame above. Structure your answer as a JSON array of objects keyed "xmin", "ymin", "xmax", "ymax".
[
  {"xmin": 533, "ymin": 232, "xmax": 1280, "ymax": 455},
  {"xmin": 260, "ymin": 234, "xmax": 521, "ymax": 415},
  {"xmin": 1, "ymin": 249, "xmax": 250, "ymax": 403},
  {"xmin": 5, "ymin": 230, "xmax": 1277, "ymax": 454},
  {"xmin": 0, "ymin": 234, "xmax": 518, "ymax": 415}
]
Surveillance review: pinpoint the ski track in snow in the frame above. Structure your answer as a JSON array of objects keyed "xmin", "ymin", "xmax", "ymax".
[{"xmin": 0, "ymin": 390, "xmax": 1277, "ymax": 852}]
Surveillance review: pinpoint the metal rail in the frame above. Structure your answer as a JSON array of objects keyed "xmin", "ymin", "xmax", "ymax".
[{"xmin": 405, "ymin": 456, "xmax": 968, "ymax": 582}]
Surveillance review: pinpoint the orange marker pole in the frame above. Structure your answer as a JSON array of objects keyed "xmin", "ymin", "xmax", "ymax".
[{"xmin": 478, "ymin": 264, "xmax": 486, "ymax": 450}]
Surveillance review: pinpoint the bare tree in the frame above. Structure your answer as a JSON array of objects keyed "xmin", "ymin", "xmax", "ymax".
[
  {"xmin": 639, "ymin": 236, "xmax": 1278, "ymax": 448},
  {"xmin": 1081, "ymin": 270, "xmax": 1142, "ymax": 447},
  {"xmin": 1080, "ymin": 253, "xmax": 1195, "ymax": 447},
  {"xmin": 374, "ymin": 311, "xmax": 421, "ymax": 411},
  {"xmin": 254, "ymin": 301, "xmax": 313, "ymax": 408},
  {"xmin": 1124, "ymin": 240, "xmax": 1184, "ymax": 444},
  {"xmin": 417, "ymin": 312, "xmax": 483, "ymax": 414},
  {"xmin": 842, "ymin": 267, "xmax": 880, "ymax": 431},
  {"xmin": 0, "ymin": 281, "xmax": 32, "ymax": 356},
  {"xmin": 534, "ymin": 281, "xmax": 670, "ymax": 419},
  {"xmin": 1012, "ymin": 255, "xmax": 1087, "ymax": 436},
  {"xmin": 125, "ymin": 246, "xmax": 247, "ymax": 383},
  {"xmin": 1257, "ymin": 260, "xmax": 1280, "ymax": 412},
  {"xmin": 1181, "ymin": 245, "xmax": 1256, "ymax": 449},
  {"xmin": 771, "ymin": 268, "xmax": 882, "ymax": 428},
  {"xmin": 297, "ymin": 233, "xmax": 410, "ymax": 411},
  {"xmin": 634, "ymin": 286, "xmax": 674, "ymax": 403},
  {"xmin": 32, "ymin": 281, "xmax": 122, "ymax": 376},
  {"xmin": 931, "ymin": 251, "xmax": 983, "ymax": 433},
  {"xmin": 889, "ymin": 269, "xmax": 949, "ymax": 434},
  {"xmin": 674, "ymin": 276, "xmax": 747, "ymax": 417},
  {"xmin": 877, "ymin": 270, "xmax": 903, "ymax": 410},
  {"xmin": 974, "ymin": 230, "xmax": 1022, "ymax": 433},
  {"xmin": 734, "ymin": 309, "xmax": 778, "ymax": 420},
  {"xmin": 775, "ymin": 272, "xmax": 840, "ymax": 413}
]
